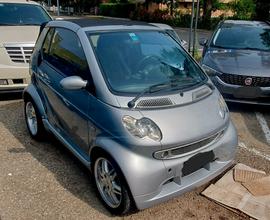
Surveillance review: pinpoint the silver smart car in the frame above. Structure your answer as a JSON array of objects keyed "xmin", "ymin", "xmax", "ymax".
[{"xmin": 23, "ymin": 18, "xmax": 238, "ymax": 214}]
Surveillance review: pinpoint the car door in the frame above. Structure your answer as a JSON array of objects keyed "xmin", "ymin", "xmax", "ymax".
[{"xmin": 37, "ymin": 27, "xmax": 94, "ymax": 159}]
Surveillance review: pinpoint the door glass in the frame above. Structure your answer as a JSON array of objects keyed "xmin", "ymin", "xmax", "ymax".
[
  {"xmin": 47, "ymin": 28, "xmax": 90, "ymax": 80},
  {"xmin": 42, "ymin": 28, "xmax": 54, "ymax": 59}
]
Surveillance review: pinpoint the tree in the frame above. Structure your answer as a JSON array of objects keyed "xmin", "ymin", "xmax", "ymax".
[
  {"xmin": 229, "ymin": 0, "xmax": 256, "ymax": 20},
  {"xmin": 201, "ymin": 0, "xmax": 222, "ymax": 26},
  {"xmin": 254, "ymin": 0, "xmax": 270, "ymax": 20}
]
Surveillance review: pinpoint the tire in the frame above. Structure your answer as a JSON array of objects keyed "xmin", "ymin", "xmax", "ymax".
[
  {"xmin": 24, "ymin": 98, "xmax": 46, "ymax": 140},
  {"xmin": 92, "ymin": 153, "xmax": 133, "ymax": 215}
]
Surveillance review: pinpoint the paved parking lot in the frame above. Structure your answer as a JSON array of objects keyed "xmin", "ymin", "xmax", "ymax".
[{"xmin": 0, "ymin": 94, "xmax": 269, "ymax": 220}]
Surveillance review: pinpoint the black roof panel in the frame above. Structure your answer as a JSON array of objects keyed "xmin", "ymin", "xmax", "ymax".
[{"xmin": 64, "ymin": 18, "xmax": 153, "ymax": 28}]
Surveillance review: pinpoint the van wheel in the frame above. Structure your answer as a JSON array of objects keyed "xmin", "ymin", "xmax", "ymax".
[
  {"xmin": 93, "ymin": 154, "xmax": 132, "ymax": 215},
  {"xmin": 24, "ymin": 99, "xmax": 46, "ymax": 140}
]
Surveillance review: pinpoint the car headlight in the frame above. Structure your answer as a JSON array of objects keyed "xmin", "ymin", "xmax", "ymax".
[
  {"xmin": 122, "ymin": 116, "xmax": 162, "ymax": 141},
  {"xmin": 218, "ymin": 95, "xmax": 228, "ymax": 119},
  {"xmin": 202, "ymin": 64, "xmax": 221, "ymax": 76}
]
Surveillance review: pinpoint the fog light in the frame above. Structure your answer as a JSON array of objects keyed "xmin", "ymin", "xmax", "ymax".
[{"xmin": 0, "ymin": 79, "xmax": 8, "ymax": 85}]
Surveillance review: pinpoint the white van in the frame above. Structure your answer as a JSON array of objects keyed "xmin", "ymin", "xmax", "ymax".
[{"xmin": 0, "ymin": 0, "xmax": 51, "ymax": 93}]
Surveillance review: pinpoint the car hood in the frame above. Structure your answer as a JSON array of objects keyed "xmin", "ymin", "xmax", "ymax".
[
  {"xmin": 0, "ymin": 26, "xmax": 40, "ymax": 47},
  {"xmin": 203, "ymin": 48, "xmax": 270, "ymax": 77},
  {"xmin": 139, "ymin": 90, "xmax": 228, "ymax": 150}
]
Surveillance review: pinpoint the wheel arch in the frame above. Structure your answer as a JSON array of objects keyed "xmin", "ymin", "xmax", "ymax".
[
  {"xmin": 89, "ymin": 144, "xmax": 137, "ymax": 208},
  {"xmin": 23, "ymin": 84, "xmax": 46, "ymax": 118}
]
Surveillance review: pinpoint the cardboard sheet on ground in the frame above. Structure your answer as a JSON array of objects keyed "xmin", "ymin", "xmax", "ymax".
[{"xmin": 201, "ymin": 163, "xmax": 270, "ymax": 220}]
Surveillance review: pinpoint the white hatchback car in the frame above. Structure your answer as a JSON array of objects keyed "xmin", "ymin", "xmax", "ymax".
[{"xmin": 0, "ymin": 0, "xmax": 51, "ymax": 93}]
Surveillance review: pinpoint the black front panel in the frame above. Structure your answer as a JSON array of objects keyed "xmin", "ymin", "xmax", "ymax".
[{"xmin": 182, "ymin": 151, "xmax": 215, "ymax": 177}]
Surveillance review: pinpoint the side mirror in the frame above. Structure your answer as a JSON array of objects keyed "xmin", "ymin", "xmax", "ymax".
[
  {"xmin": 60, "ymin": 76, "xmax": 88, "ymax": 90},
  {"xmin": 199, "ymin": 38, "xmax": 208, "ymax": 46}
]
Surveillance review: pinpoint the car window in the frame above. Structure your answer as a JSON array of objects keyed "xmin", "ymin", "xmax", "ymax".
[
  {"xmin": 88, "ymin": 31, "xmax": 206, "ymax": 94},
  {"xmin": 211, "ymin": 24, "xmax": 270, "ymax": 51},
  {"xmin": 0, "ymin": 3, "xmax": 51, "ymax": 26},
  {"xmin": 42, "ymin": 28, "xmax": 54, "ymax": 59},
  {"xmin": 166, "ymin": 29, "xmax": 181, "ymax": 44},
  {"xmin": 46, "ymin": 28, "xmax": 90, "ymax": 80}
]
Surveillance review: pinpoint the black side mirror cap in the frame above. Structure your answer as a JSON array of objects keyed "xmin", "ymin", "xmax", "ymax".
[{"xmin": 199, "ymin": 38, "xmax": 208, "ymax": 46}]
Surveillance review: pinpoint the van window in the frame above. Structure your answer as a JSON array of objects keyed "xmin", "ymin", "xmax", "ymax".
[
  {"xmin": 47, "ymin": 28, "xmax": 90, "ymax": 80},
  {"xmin": 0, "ymin": 3, "xmax": 51, "ymax": 25}
]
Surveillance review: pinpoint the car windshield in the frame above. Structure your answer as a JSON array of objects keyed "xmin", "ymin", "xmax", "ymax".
[
  {"xmin": 88, "ymin": 31, "xmax": 206, "ymax": 93},
  {"xmin": 0, "ymin": 3, "xmax": 51, "ymax": 26},
  {"xmin": 212, "ymin": 24, "xmax": 270, "ymax": 51}
]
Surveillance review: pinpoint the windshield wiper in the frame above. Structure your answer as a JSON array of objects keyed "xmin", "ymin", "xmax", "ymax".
[
  {"xmin": 0, "ymin": 23, "xmax": 18, "ymax": 26},
  {"xmin": 0, "ymin": 23, "xmax": 40, "ymax": 26},
  {"xmin": 240, "ymin": 47, "xmax": 270, "ymax": 51},
  {"xmin": 212, "ymin": 45, "xmax": 229, "ymax": 49},
  {"xmin": 127, "ymin": 81, "xmax": 175, "ymax": 108},
  {"xmin": 18, "ymin": 23, "xmax": 40, "ymax": 26}
]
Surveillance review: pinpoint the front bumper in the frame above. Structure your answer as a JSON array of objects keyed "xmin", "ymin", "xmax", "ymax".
[
  {"xmin": 135, "ymin": 159, "xmax": 233, "ymax": 209},
  {"xmin": 99, "ymin": 120, "xmax": 237, "ymax": 210},
  {"xmin": 211, "ymin": 76, "xmax": 270, "ymax": 105},
  {"xmin": 0, "ymin": 64, "xmax": 30, "ymax": 93}
]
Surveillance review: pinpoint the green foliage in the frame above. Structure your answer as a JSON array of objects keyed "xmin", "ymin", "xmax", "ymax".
[
  {"xmin": 193, "ymin": 49, "xmax": 202, "ymax": 62},
  {"xmin": 130, "ymin": 8, "xmax": 223, "ymax": 30},
  {"xmin": 229, "ymin": 0, "xmax": 256, "ymax": 20},
  {"xmin": 200, "ymin": 0, "xmax": 224, "ymax": 11},
  {"xmin": 99, "ymin": 3, "xmax": 136, "ymax": 18}
]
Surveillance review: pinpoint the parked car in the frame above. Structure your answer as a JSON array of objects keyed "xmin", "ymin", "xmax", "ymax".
[
  {"xmin": 200, "ymin": 20, "xmax": 270, "ymax": 105},
  {"xmin": 24, "ymin": 18, "xmax": 237, "ymax": 214},
  {"xmin": 0, "ymin": 0, "xmax": 51, "ymax": 93}
]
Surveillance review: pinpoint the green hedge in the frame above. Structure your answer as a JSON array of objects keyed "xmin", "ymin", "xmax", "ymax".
[
  {"xmin": 99, "ymin": 3, "xmax": 136, "ymax": 18},
  {"xmin": 130, "ymin": 8, "xmax": 223, "ymax": 30}
]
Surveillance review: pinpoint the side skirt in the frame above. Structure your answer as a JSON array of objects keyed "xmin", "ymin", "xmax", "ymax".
[{"xmin": 42, "ymin": 119, "xmax": 91, "ymax": 169}]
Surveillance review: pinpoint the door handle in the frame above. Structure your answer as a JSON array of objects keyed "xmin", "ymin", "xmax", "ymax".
[
  {"xmin": 37, "ymin": 69, "xmax": 51, "ymax": 85},
  {"xmin": 37, "ymin": 69, "xmax": 45, "ymax": 77}
]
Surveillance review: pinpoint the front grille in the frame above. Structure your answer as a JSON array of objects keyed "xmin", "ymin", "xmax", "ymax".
[
  {"xmin": 154, "ymin": 130, "xmax": 224, "ymax": 160},
  {"xmin": 5, "ymin": 44, "xmax": 34, "ymax": 63},
  {"xmin": 136, "ymin": 98, "xmax": 173, "ymax": 108},
  {"xmin": 219, "ymin": 73, "xmax": 270, "ymax": 87}
]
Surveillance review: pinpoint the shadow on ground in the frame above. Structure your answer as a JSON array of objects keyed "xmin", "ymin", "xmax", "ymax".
[
  {"xmin": 228, "ymin": 102, "xmax": 270, "ymax": 146},
  {"xmin": 0, "ymin": 93, "xmax": 23, "ymax": 101},
  {"xmin": 0, "ymin": 100, "xmax": 113, "ymax": 217}
]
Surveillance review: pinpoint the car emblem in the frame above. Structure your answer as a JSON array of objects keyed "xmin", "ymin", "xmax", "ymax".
[{"xmin": 244, "ymin": 77, "xmax": 252, "ymax": 86}]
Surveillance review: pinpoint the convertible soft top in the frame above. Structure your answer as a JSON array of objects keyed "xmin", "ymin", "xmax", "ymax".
[{"xmin": 64, "ymin": 17, "xmax": 154, "ymax": 28}]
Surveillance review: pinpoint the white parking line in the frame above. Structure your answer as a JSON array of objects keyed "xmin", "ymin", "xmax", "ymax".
[
  {"xmin": 239, "ymin": 142, "xmax": 270, "ymax": 162},
  {"xmin": 255, "ymin": 112, "xmax": 270, "ymax": 144}
]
